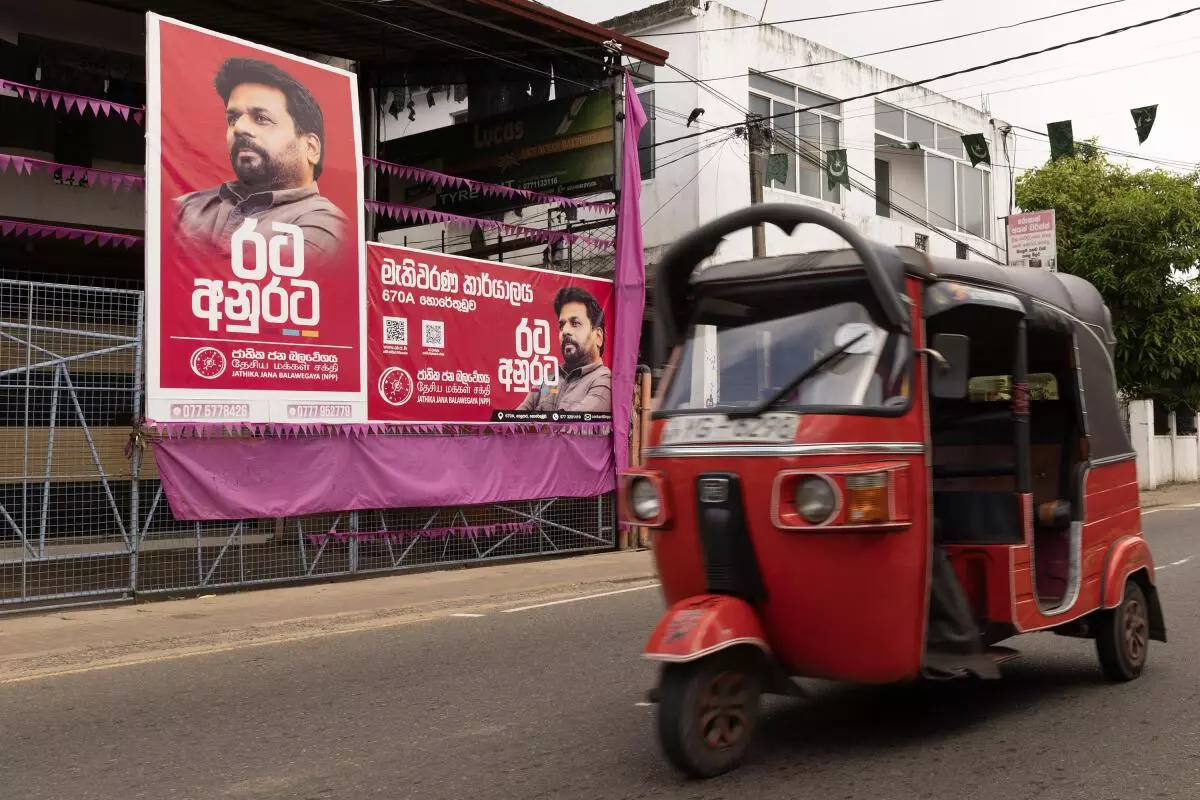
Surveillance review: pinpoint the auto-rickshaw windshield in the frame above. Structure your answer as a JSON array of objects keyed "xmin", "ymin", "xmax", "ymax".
[{"xmin": 659, "ymin": 285, "xmax": 911, "ymax": 414}]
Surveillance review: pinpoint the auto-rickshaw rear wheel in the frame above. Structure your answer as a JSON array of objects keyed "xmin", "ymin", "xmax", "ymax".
[
  {"xmin": 1095, "ymin": 578, "xmax": 1150, "ymax": 682},
  {"xmin": 656, "ymin": 648, "xmax": 763, "ymax": 779}
]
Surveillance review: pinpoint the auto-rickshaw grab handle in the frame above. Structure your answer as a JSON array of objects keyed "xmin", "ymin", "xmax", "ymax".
[{"xmin": 654, "ymin": 203, "xmax": 911, "ymax": 361}]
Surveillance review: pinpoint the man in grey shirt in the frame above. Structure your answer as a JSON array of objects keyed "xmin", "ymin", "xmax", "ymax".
[
  {"xmin": 517, "ymin": 285, "xmax": 612, "ymax": 414},
  {"xmin": 175, "ymin": 57, "xmax": 347, "ymax": 264}
]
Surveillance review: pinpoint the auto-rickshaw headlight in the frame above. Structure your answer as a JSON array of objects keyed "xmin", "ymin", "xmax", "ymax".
[
  {"xmin": 630, "ymin": 477, "xmax": 662, "ymax": 521},
  {"xmin": 795, "ymin": 477, "xmax": 836, "ymax": 524}
]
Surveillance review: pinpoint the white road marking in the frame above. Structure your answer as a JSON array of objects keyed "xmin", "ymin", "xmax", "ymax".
[
  {"xmin": 501, "ymin": 583, "xmax": 661, "ymax": 613},
  {"xmin": 450, "ymin": 613, "xmax": 486, "ymax": 618},
  {"xmin": 1144, "ymin": 503, "xmax": 1200, "ymax": 515},
  {"xmin": 1159, "ymin": 556, "xmax": 1194, "ymax": 572},
  {"xmin": 635, "ymin": 702, "xmax": 654, "ymax": 707}
]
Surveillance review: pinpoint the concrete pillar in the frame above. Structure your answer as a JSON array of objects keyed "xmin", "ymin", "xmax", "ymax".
[{"xmin": 1128, "ymin": 399, "xmax": 1156, "ymax": 489}]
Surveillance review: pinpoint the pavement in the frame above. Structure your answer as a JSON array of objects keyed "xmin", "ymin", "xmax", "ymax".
[{"xmin": 2, "ymin": 483, "xmax": 1200, "ymax": 799}]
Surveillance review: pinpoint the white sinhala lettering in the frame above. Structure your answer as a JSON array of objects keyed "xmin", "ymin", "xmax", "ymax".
[{"xmin": 191, "ymin": 218, "xmax": 322, "ymax": 335}]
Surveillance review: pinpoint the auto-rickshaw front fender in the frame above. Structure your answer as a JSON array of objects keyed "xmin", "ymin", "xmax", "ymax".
[
  {"xmin": 1101, "ymin": 535, "xmax": 1166, "ymax": 642},
  {"xmin": 643, "ymin": 594, "xmax": 769, "ymax": 664}
]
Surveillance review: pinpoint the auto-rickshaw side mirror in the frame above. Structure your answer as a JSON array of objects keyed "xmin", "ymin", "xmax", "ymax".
[{"xmin": 928, "ymin": 334, "xmax": 970, "ymax": 399}]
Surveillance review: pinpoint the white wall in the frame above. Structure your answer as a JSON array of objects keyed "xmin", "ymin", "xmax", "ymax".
[
  {"xmin": 1128, "ymin": 398, "xmax": 1200, "ymax": 489},
  {"xmin": 621, "ymin": 2, "xmax": 1010, "ymax": 267},
  {"xmin": 377, "ymin": 87, "xmax": 468, "ymax": 143}
]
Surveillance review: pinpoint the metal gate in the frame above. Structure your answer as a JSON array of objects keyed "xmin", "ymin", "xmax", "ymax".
[{"xmin": 0, "ymin": 277, "xmax": 615, "ymax": 611}]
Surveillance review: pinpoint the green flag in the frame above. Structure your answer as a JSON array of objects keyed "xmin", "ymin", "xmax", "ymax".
[
  {"xmin": 826, "ymin": 148, "xmax": 850, "ymax": 191},
  {"xmin": 961, "ymin": 133, "xmax": 990, "ymax": 166},
  {"xmin": 1131, "ymin": 105, "xmax": 1158, "ymax": 144},
  {"xmin": 1047, "ymin": 120, "xmax": 1074, "ymax": 160},
  {"xmin": 766, "ymin": 152, "xmax": 789, "ymax": 185}
]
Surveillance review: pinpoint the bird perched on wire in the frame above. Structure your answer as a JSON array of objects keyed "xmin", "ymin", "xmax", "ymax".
[{"xmin": 686, "ymin": 107, "xmax": 705, "ymax": 128}]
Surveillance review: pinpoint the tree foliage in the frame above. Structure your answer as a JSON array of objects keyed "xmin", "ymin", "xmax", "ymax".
[{"xmin": 1014, "ymin": 142, "xmax": 1200, "ymax": 406}]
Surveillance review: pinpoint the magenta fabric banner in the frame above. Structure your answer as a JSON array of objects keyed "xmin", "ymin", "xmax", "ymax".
[
  {"xmin": 152, "ymin": 427, "xmax": 615, "ymax": 520},
  {"xmin": 611, "ymin": 75, "xmax": 648, "ymax": 474}
]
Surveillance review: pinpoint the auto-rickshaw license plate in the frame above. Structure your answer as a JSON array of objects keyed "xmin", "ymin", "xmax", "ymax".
[{"xmin": 660, "ymin": 413, "xmax": 799, "ymax": 445}]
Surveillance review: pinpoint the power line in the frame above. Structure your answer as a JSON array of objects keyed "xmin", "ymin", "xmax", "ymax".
[
  {"xmin": 634, "ymin": 0, "xmax": 952, "ymax": 37},
  {"xmin": 639, "ymin": 5, "xmax": 1200, "ymax": 153},
  {"xmin": 1011, "ymin": 124, "xmax": 1199, "ymax": 169},
  {"xmin": 648, "ymin": 29, "xmax": 1200, "ymax": 138},
  {"xmin": 651, "ymin": 0, "xmax": 1133, "ymax": 83},
  {"xmin": 644, "ymin": 141, "xmax": 731, "ymax": 225},
  {"xmin": 314, "ymin": 0, "xmax": 604, "ymax": 93},
  {"xmin": 646, "ymin": 50, "xmax": 1006, "ymax": 263},
  {"xmin": 763, "ymin": 126, "xmax": 1006, "ymax": 263}
]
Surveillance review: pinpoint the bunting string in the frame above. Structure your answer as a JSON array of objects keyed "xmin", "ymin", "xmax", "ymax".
[
  {"xmin": 306, "ymin": 521, "xmax": 538, "ymax": 548},
  {"xmin": 0, "ymin": 79, "xmax": 144, "ymax": 125},
  {"xmin": 0, "ymin": 153, "xmax": 144, "ymax": 191},
  {"xmin": 365, "ymin": 199, "xmax": 615, "ymax": 251},
  {"xmin": 364, "ymin": 156, "xmax": 616, "ymax": 214},
  {"xmin": 142, "ymin": 420, "xmax": 613, "ymax": 440},
  {"xmin": 0, "ymin": 218, "xmax": 142, "ymax": 249}
]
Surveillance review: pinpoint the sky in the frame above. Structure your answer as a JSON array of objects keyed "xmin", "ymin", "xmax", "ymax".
[{"xmin": 543, "ymin": 0, "xmax": 1200, "ymax": 178}]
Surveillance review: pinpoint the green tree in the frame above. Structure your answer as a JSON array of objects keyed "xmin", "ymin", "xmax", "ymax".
[{"xmin": 1015, "ymin": 142, "xmax": 1200, "ymax": 406}]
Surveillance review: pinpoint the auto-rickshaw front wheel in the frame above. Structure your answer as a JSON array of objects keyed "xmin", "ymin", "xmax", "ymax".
[
  {"xmin": 1095, "ymin": 578, "xmax": 1150, "ymax": 682},
  {"xmin": 656, "ymin": 648, "xmax": 763, "ymax": 779}
]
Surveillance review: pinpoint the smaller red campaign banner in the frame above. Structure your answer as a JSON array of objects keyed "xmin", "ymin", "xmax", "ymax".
[{"xmin": 366, "ymin": 244, "xmax": 615, "ymax": 424}]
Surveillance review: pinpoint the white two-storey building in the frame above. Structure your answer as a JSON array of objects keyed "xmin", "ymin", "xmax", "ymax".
[{"xmin": 609, "ymin": 0, "xmax": 1013, "ymax": 277}]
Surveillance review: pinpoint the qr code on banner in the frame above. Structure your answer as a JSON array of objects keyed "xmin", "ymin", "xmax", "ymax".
[
  {"xmin": 422, "ymin": 320, "xmax": 445, "ymax": 349},
  {"xmin": 383, "ymin": 316, "xmax": 408, "ymax": 346}
]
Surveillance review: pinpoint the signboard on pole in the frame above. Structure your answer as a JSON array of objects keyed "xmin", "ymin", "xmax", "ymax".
[
  {"xmin": 144, "ymin": 13, "xmax": 368, "ymax": 424},
  {"xmin": 1006, "ymin": 209, "xmax": 1058, "ymax": 271},
  {"xmin": 366, "ymin": 244, "xmax": 614, "ymax": 424}
]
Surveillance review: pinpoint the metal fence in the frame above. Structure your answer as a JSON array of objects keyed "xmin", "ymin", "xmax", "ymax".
[{"xmin": 0, "ymin": 277, "xmax": 616, "ymax": 612}]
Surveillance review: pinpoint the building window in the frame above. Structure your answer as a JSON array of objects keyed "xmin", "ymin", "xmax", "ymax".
[
  {"xmin": 874, "ymin": 158, "xmax": 891, "ymax": 217},
  {"xmin": 874, "ymin": 101, "xmax": 992, "ymax": 241},
  {"xmin": 631, "ymin": 62, "xmax": 656, "ymax": 181},
  {"xmin": 749, "ymin": 72, "xmax": 842, "ymax": 204}
]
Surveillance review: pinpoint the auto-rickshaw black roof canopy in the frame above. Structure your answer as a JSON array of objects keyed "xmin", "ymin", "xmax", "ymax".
[
  {"xmin": 686, "ymin": 246, "xmax": 1115, "ymax": 344},
  {"xmin": 681, "ymin": 244, "xmax": 1132, "ymax": 461}
]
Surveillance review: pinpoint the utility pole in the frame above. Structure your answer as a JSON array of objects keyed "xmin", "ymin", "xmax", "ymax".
[{"xmin": 746, "ymin": 113, "xmax": 767, "ymax": 258}]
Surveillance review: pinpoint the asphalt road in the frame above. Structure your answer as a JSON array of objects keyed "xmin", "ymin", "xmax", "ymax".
[{"xmin": 4, "ymin": 509, "xmax": 1200, "ymax": 800}]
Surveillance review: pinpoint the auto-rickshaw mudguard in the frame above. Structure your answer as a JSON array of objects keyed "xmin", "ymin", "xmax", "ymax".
[
  {"xmin": 643, "ymin": 594, "xmax": 769, "ymax": 663},
  {"xmin": 1101, "ymin": 535, "xmax": 1166, "ymax": 642}
]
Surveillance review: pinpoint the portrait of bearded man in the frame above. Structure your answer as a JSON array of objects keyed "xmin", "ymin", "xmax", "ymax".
[
  {"xmin": 174, "ymin": 57, "xmax": 347, "ymax": 264},
  {"xmin": 516, "ymin": 285, "xmax": 612, "ymax": 414}
]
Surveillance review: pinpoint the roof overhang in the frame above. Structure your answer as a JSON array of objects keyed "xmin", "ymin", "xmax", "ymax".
[{"xmin": 85, "ymin": 0, "xmax": 668, "ymax": 76}]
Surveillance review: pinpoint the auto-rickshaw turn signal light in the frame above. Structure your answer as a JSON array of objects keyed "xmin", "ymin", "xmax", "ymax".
[{"xmin": 845, "ymin": 472, "xmax": 889, "ymax": 524}]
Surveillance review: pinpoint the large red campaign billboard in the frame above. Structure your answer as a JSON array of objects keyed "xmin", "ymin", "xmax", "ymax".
[
  {"xmin": 367, "ymin": 243, "xmax": 614, "ymax": 424},
  {"xmin": 144, "ymin": 13, "xmax": 367, "ymax": 424}
]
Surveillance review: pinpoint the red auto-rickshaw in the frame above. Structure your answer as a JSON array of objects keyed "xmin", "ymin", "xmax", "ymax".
[{"xmin": 619, "ymin": 204, "xmax": 1166, "ymax": 779}]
